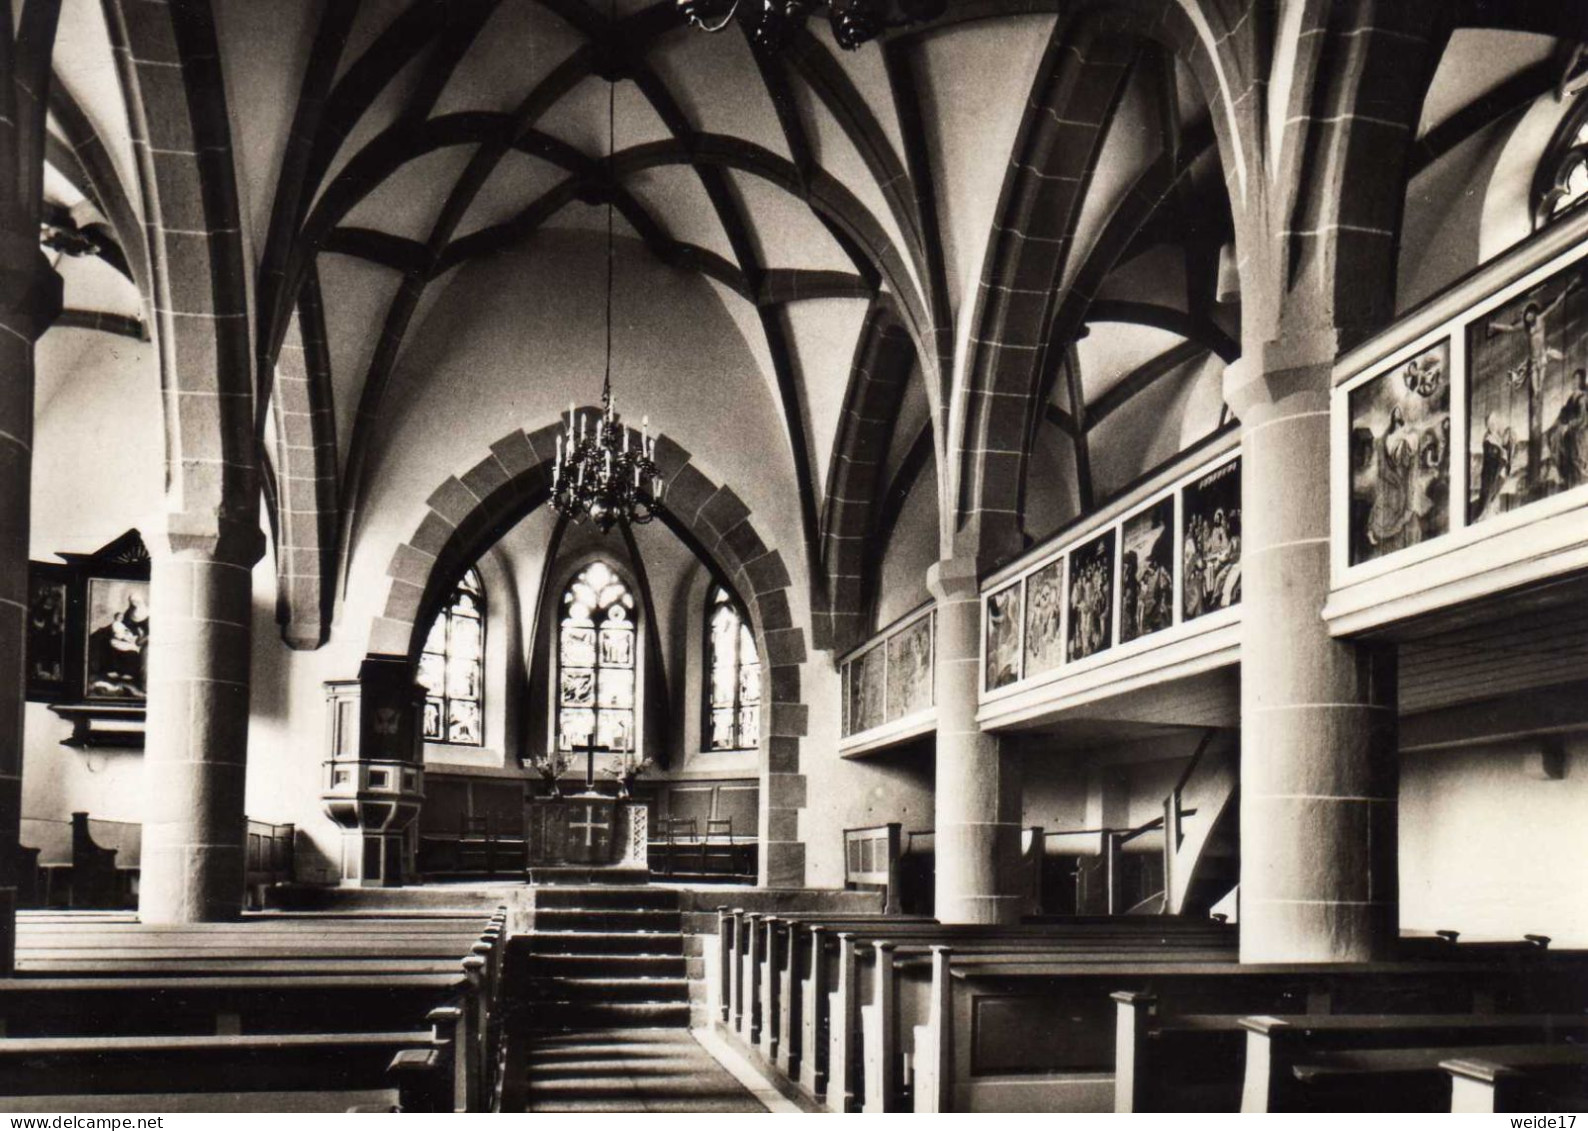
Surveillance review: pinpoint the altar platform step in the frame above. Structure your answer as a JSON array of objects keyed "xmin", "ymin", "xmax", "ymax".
[
  {"xmin": 520, "ymin": 1001, "xmax": 694, "ymax": 1029},
  {"xmin": 527, "ymin": 866, "xmax": 650, "ymax": 887},
  {"xmin": 533, "ymin": 887, "xmax": 679, "ymax": 911},
  {"xmin": 522, "ymin": 975, "xmax": 692, "ymax": 1005},
  {"xmin": 534, "ymin": 908, "xmax": 683, "ymax": 934},
  {"xmin": 529, "ymin": 952, "xmax": 687, "ymax": 977},
  {"xmin": 526, "ymin": 930, "xmax": 685, "ymax": 956},
  {"xmin": 514, "ymin": 886, "xmax": 692, "ymax": 1031}
]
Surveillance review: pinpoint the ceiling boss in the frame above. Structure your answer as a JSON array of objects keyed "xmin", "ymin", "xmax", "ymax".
[{"xmin": 676, "ymin": 0, "xmax": 947, "ymax": 51}]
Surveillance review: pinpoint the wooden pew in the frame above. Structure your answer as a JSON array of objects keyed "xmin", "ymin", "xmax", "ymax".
[
  {"xmin": 729, "ymin": 908, "xmax": 1228, "ymax": 1089},
  {"xmin": 913, "ymin": 951, "xmax": 1583, "ymax": 1113},
  {"xmin": 6, "ymin": 908, "xmax": 506, "ymax": 1112},
  {"xmin": 1241, "ymin": 1013, "xmax": 1588, "ymax": 1112},
  {"xmin": 737, "ymin": 914, "xmax": 1231, "ymax": 1110},
  {"xmin": 0, "ymin": 1027, "xmax": 453, "ymax": 1112},
  {"xmin": 847, "ymin": 934, "xmax": 1236, "ymax": 1113},
  {"xmin": 1445, "ymin": 1047, "xmax": 1588, "ymax": 1112}
]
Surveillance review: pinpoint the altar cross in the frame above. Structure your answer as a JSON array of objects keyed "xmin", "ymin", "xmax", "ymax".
[{"xmin": 569, "ymin": 803, "xmax": 611, "ymax": 848}]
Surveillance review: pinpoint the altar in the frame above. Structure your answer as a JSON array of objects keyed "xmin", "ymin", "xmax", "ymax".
[{"xmin": 525, "ymin": 793, "xmax": 649, "ymax": 875}]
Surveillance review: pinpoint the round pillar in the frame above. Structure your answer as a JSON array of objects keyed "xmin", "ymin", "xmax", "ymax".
[
  {"xmin": 139, "ymin": 520, "xmax": 261, "ymax": 922},
  {"xmin": 928, "ymin": 558, "xmax": 1024, "ymax": 925},
  {"xmin": 1228, "ymin": 348, "xmax": 1399, "ymax": 963}
]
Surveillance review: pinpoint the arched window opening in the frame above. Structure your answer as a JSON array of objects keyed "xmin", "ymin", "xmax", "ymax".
[
  {"xmin": 557, "ymin": 561, "xmax": 637, "ymax": 755},
  {"xmin": 1534, "ymin": 98, "xmax": 1588, "ymax": 228},
  {"xmin": 705, "ymin": 585, "xmax": 761, "ymax": 751},
  {"xmin": 419, "ymin": 567, "xmax": 485, "ymax": 746}
]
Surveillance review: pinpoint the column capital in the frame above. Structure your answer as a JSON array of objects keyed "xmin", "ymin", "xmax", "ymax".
[
  {"xmin": 154, "ymin": 512, "xmax": 266, "ymax": 568},
  {"xmin": 0, "ymin": 237, "xmax": 63, "ymax": 343},
  {"xmin": 1223, "ymin": 326, "xmax": 1340, "ymax": 424},
  {"xmin": 926, "ymin": 556, "xmax": 979, "ymax": 603}
]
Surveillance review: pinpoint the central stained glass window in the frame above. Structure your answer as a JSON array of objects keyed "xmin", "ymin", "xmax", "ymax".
[
  {"xmin": 557, "ymin": 561, "xmax": 637, "ymax": 754},
  {"xmin": 705, "ymin": 585, "xmax": 761, "ymax": 750}
]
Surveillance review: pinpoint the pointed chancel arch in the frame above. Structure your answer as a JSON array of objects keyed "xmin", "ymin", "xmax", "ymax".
[{"xmin": 369, "ymin": 419, "xmax": 811, "ymax": 886}]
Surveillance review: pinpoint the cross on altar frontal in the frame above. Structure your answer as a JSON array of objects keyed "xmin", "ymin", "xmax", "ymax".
[
  {"xmin": 568, "ymin": 803, "xmax": 609, "ymax": 851},
  {"xmin": 525, "ymin": 768, "xmax": 648, "ymax": 874}
]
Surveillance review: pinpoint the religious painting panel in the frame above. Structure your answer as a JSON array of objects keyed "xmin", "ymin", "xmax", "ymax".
[
  {"xmin": 1348, "ymin": 341, "xmax": 1452, "ymax": 564},
  {"xmin": 25, "ymin": 563, "xmax": 71, "ymax": 701},
  {"xmin": 1467, "ymin": 259, "xmax": 1588, "ymax": 524},
  {"xmin": 1022, "ymin": 559, "xmax": 1064, "ymax": 679},
  {"xmin": 984, "ymin": 582, "xmax": 1022, "ymax": 691},
  {"xmin": 83, "ymin": 577, "xmax": 149, "ymax": 701},
  {"xmin": 1120, "ymin": 496, "xmax": 1176, "ymax": 644},
  {"xmin": 1067, "ymin": 530, "xmax": 1115, "ymax": 663},
  {"xmin": 885, "ymin": 613, "xmax": 933, "ymax": 721},
  {"xmin": 848, "ymin": 643, "xmax": 886, "ymax": 734},
  {"xmin": 1181, "ymin": 457, "xmax": 1242, "ymax": 620}
]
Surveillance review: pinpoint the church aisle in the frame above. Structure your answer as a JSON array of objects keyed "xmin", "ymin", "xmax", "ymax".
[{"xmin": 506, "ymin": 1028, "xmax": 772, "ymax": 1113}]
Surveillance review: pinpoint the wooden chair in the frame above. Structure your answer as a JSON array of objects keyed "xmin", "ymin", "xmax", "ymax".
[
  {"xmin": 660, "ymin": 817, "xmax": 697, "ymax": 877},
  {"xmin": 702, "ymin": 818, "xmax": 739, "ymax": 877},
  {"xmin": 457, "ymin": 815, "xmax": 494, "ymax": 876}
]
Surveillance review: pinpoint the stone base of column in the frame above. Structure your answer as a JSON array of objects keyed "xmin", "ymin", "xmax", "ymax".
[
  {"xmin": 1240, "ymin": 898, "xmax": 1398, "ymax": 964},
  {"xmin": 139, "ymin": 838, "xmax": 245, "ymax": 923},
  {"xmin": 934, "ymin": 820, "xmax": 1025, "ymax": 925},
  {"xmin": 339, "ymin": 830, "xmax": 407, "ymax": 888}
]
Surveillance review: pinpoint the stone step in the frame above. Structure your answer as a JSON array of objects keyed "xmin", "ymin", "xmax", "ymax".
[
  {"xmin": 521, "ymin": 976, "xmax": 691, "ymax": 1004},
  {"xmin": 534, "ymin": 887, "xmax": 679, "ymax": 911},
  {"xmin": 534, "ymin": 908, "xmax": 682, "ymax": 933},
  {"xmin": 529, "ymin": 952, "xmax": 686, "ymax": 978},
  {"xmin": 522, "ymin": 1001, "xmax": 692, "ymax": 1029},
  {"xmin": 524, "ymin": 931, "xmax": 684, "ymax": 956}
]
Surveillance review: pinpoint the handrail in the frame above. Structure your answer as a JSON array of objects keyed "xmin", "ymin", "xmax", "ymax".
[
  {"xmin": 1114, "ymin": 817, "xmax": 1165, "ymax": 847},
  {"xmin": 1170, "ymin": 729, "xmax": 1217, "ymax": 802}
]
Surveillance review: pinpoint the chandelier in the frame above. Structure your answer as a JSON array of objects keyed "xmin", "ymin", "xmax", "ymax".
[
  {"xmin": 552, "ymin": 384, "xmax": 663, "ymax": 532},
  {"xmin": 550, "ymin": 0, "xmax": 666, "ymax": 535},
  {"xmin": 678, "ymin": 0, "xmax": 945, "ymax": 51}
]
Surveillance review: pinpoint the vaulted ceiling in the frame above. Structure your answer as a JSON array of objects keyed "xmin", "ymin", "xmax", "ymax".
[{"xmin": 32, "ymin": 0, "xmax": 1582, "ymax": 652}]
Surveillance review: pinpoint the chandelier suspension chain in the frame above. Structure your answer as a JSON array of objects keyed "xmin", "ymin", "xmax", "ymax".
[{"xmin": 550, "ymin": 0, "xmax": 667, "ymax": 534}]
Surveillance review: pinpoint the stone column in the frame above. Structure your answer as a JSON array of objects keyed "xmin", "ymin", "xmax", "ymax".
[
  {"xmin": 0, "ymin": 238, "xmax": 61, "ymax": 969},
  {"xmin": 928, "ymin": 558, "xmax": 1023, "ymax": 925},
  {"xmin": 139, "ymin": 518, "xmax": 262, "ymax": 923},
  {"xmin": 1226, "ymin": 340, "xmax": 1398, "ymax": 963}
]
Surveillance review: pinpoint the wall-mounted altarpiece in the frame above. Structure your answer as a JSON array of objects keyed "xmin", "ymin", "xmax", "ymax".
[{"xmin": 26, "ymin": 530, "xmax": 150, "ymax": 748}]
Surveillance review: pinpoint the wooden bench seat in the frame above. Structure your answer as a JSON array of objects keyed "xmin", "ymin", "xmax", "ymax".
[
  {"xmin": 3, "ymin": 909, "xmax": 507, "ymax": 1112},
  {"xmin": 848, "ymin": 939, "xmax": 1237, "ymax": 1112},
  {"xmin": 1445, "ymin": 1046, "xmax": 1588, "ymax": 1112},
  {"xmin": 712, "ymin": 909, "xmax": 1234, "ymax": 1112},
  {"xmin": 910, "ymin": 953, "xmax": 1582, "ymax": 1113},
  {"xmin": 0, "ymin": 1029, "xmax": 450, "ymax": 1111},
  {"xmin": 1241, "ymin": 1013, "xmax": 1588, "ymax": 1112}
]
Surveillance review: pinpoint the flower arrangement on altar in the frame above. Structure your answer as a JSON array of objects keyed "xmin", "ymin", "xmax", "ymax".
[
  {"xmin": 530, "ymin": 750, "xmax": 570, "ymax": 798},
  {"xmin": 605, "ymin": 753, "xmax": 654, "ymax": 797}
]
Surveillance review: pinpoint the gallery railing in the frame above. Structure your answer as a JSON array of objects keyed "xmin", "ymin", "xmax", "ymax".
[
  {"xmin": 837, "ymin": 601, "xmax": 936, "ymax": 754},
  {"xmin": 979, "ymin": 437, "xmax": 1243, "ymax": 707},
  {"xmin": 1329, "ymin": 203, "xmax": 1588, "ymax": 635}
]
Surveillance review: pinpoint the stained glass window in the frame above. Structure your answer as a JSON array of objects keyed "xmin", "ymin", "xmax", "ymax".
[
  {"xmin": 1535, "ymin": 98, "xmax": 1588, "ymax": 228},
  {"xmin": 418, "ymin": 567, "xmax": 485, "ymax": 746},
  {"xmin": 557, "ymin": 561, "xmax": 637, "ymax": 755},
  {"xmin": 705, "ymin": 585, "xmax": 761, "ymax": 751}
]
